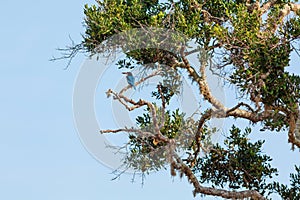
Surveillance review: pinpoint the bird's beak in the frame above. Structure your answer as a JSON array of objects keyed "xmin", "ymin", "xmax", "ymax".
[{"xmin": 122, "ymin": 72, "xmax": 127, "ymax": 74}]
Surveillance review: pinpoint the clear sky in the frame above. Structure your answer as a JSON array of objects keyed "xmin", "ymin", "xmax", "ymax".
[{"xmin": 0, "ymin": 1, "xmax": 299, "ymax": 200}]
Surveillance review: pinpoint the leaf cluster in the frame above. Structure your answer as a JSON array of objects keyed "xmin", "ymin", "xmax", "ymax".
[
  {"xmin": 272, "ymin": 166, "xmax": 300, "ymax": 200},
  {"xmin": 195, "ymin": 125, "xmax": 278, "ymax": 195},
  {"xmin": 127, "ymin": 106, "xmax": 185, "ymax": 172}
]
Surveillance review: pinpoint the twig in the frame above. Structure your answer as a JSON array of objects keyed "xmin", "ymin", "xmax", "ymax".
[
  {"xmin": 100, "ymin": 128, "xmax": 154, "ymax": 138},
  {"xmin": 50, "ymin": 36, "xmax": 85, "ymax": 69}
]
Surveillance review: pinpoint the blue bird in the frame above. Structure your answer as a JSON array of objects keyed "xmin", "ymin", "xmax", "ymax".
[{"xmin": 122, "ymin": 72, "xmax": 136, "ymax": 90}]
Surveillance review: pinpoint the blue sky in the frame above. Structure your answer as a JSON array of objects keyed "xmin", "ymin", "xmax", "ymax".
[{"xmin": 0, "ymin": 1, "xmax": 299, "ymax": 200}]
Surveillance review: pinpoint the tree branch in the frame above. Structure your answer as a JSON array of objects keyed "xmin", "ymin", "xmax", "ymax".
[
  {"xmin": 193, "ymin": 109, "xmax": 213, "ymax": 162},
  {"xmin": 158, "ymin": 84, "xmax": 166, "ymax": 129},
  {"xmin": 106, "ymin": 70, "xmax": 170, "ymax": 142},
  {"xmin": 288, "ymin": 113, "xmax": 300, "ymax": 150},
  {"xmin": 50, "ymin": 36, "xmax": 85, "ymax": 69},
  {"xmin": 100, "ymin": 128, "xmax": 155, "ymax": 138},
  {"xmin": 172, "ymin": 154, "xmax": 267, "ymax": 199},
  {"xmin": 179, "ymin": 46, "xmax": 226, "ymax": 111}
]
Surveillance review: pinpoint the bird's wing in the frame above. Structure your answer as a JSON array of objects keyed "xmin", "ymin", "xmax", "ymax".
[{"xmin": 127, "ymin": 75, "xmax": 135, "ymax": 85}]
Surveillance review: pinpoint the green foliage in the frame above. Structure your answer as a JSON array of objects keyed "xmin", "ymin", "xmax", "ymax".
[
  {"xmin": 195, "ymin": 126, "xmax": 278, "ymax": 195},
  {"xmin": 126, "ymin": 133, "xmax": 167, "ymax": 172},
  {"xmin": 160, "ymin": 109, "xmax": 183, "ymax": 139},
  {"xmin": 135, "ymin": 106, "xmax": 184, "ymax": 142},
  {"xmin": 285, "ymin": 16, "xmax": 300, "ymax": 39},
  {"xmin": 127, "ymin": 106, "xmax": 185, "ymax": 172},
  {"xmin": 82, "ymin": 1, "xmax": 300, "ymax": 119},
  {"xmin": 123, "ymin": 86, "xmax": 185, "ymax": 173},
  {"xmin": 116, "ymin": 58, "xmax": 135, "ymax": 69},
  {"xmin": 272, "ymin": 166, "xmax": 300, "ymax": 200},
  {"xmin": 83, "ymin": 0, "xmax": 171, "ymax": 52},
  {"xmin": 151, "ymin": 84, "xmax": 175, "ymax": 105}
]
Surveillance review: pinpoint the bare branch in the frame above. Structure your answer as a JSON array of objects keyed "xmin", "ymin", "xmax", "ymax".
[
  {"xmin": 50, "ymin": 36, "xmax": 85, "ymax": 69},
  {"xmin": 106, "ymin": 75, "xmax": 169, "ymax": 142},
  {"xmin": 106, "ymin": 89, "xmax": 146, "ymax": 111},
  {"xmin": 100, "ymin": 128, "xmax": 154, "ymax": 138},
  {"xmin": 226, "ymin": 102, "xmax": 256, "ymax": 114}
]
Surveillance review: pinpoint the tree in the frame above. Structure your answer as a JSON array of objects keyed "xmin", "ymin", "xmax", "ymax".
[{"xmin": 58, "ymin": 0, "xmax": 300, "ymax": 199}]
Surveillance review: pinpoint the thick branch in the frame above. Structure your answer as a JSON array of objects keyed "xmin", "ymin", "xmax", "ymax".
[
  {"xmin": 261, "ymin": 2, "xmax": 300, "ymax": 15},
  {"xmin": 172, "ymin": 155, "xmax": 267, "ymax": 199},
  {"xmin": 179, "ymin": 47, "xmax": 225, "ymax": 110},
  {"xmin": 288, "ymin": 113, "xmax": 300, "ymax": 149},
  {"xmin": 178, "ymin": 48, "xmax": 272, "ymax": 123},
  {"xmin": 260, "ymin": 0, "xmax": 277, "ymax": 15},
  {"xmin": 193, "ymin": 109, "xmax": 213, "ymax": 161},
  {"xmin": 192, "ymin": 103, "xmax": 257, "ymax": 161}
]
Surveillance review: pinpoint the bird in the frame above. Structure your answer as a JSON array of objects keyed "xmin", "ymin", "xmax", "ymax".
[{"xmin": 122, "ymin": 72, "xmax": 136, "ymax": 90}]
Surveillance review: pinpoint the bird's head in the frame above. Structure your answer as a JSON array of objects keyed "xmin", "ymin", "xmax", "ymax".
[{"xmin": 122, "ymin": 72, "xmax": 133, "ymax": 76}]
